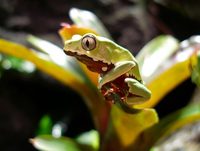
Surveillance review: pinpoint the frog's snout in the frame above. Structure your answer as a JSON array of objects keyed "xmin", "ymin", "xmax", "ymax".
[
  {"xmin": 64, "ymin": 40, "xmax": 72, "ymax": 46},
  {"xmin": 63, "ymin": 40, "xmax": 72, "ymax": 51}
]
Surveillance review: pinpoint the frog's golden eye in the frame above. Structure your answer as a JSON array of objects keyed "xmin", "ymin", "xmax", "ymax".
[{"xmin": 81, "ymin": 34, "xmax": 96, "ymax": 51}]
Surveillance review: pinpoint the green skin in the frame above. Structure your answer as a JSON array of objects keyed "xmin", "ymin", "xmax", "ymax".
[{"xmin": 64, "ymin": 33, "xmax": 151, "ymax": 107}]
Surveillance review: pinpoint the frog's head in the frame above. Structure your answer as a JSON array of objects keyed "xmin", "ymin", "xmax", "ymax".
[{"xmin": 64, "ymin": 33, "xmax": 114, "ymax": 73}]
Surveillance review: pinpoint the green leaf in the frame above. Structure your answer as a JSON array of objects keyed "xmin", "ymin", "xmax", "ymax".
[
  {"xmin": 36, "ymin": 115, "xmax": 53, "ymax": 135},
  {"xmin": 31, "ymin": 135, "xmax": 82, "ymax": 151},
  {"xmin": 76, "ymin": 130, "xmax": 99, "ymax": 151},
  {"xmin": 136, "ymin": 35, "xmax": 179, "ymax": 82},
  {"xmin": 27, "ymin": 35, "xmax": 87, "ymax": 79},
  {"xmin": 69, "ymin": 8, "xmax": 113, "ymax": 40},
  {"xmin": 0, "ymin": 53, "xmax": 35, "ymax": 73},
  {"xmin": 191, "ymin": 51, "xmax": 200, "ymax": 86}
]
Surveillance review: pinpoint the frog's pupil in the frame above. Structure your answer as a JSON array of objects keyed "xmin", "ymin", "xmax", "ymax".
[
  {"xmin": 81, "ymin": 35, "xmax": 96, "ymax": 51},
  {"xmin": 86, "ymin": 40, "xmax": 90, "ymax": 48}
]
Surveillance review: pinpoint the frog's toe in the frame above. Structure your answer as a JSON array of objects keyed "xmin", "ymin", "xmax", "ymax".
[{"xmin": 124, "ymin": 78, "xmax": 151, "ymax": 105}]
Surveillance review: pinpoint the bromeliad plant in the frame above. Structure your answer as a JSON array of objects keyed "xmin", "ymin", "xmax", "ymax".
[{"xmin": 1, "ymin": 8, "xmax": 200, "ymax": 151}]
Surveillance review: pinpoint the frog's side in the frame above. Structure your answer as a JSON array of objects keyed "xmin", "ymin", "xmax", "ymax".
[{"xmin": 63, "ymin": 33, "xmax": 151, "ymax": 108}]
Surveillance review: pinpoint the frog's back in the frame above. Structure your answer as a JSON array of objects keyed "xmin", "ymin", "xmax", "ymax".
[
  {"xmin": 98, "ymin": 36, "xmax": 137, "ymax": 63},
  {"xmin": 109, "ymin": 42, "xmax": 137, "ymax": 63}
]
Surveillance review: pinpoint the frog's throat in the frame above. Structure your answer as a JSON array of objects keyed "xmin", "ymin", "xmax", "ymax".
[{"xmin": 64, "ymin": 50, "xmax": 115, "ymax": 73}]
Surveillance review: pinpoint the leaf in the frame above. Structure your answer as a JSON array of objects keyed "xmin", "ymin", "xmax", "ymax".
[
  {"xmin": 58, "ymin": 24, "xmax": 98, "ymax": 42},
  {"xmin": 154, "ymin": 104, "xmax": 200, "ymax": 136},
  {"xmin": 0, "ymin": 38, "xmax": 84, "ymax": 91},
  {"xmin": 136, "ymin": 57, "xmax": 193, "ymax": 108},
  {"xmin": 1, "ymin": 55, "xmax": 35, "ymax": 73},
  {"xmin": 191, "ymin": 51, "xmax": 200, "ymax": 86},
  {"xmin": 76, "ymin": 130, "xmax": 99, "ymax": 151},
  {"xmin": 30, "ymin": 135, "xmax": 93, "ymax": 151},
  {"xmin": 69, "ymin": 8, "xmax": 113, "ymax": 40},
  {"xmin": 27, "ymin": 35, "xmax": 87, "ymax": 80},
  {"xmin": 27, "ymin": 35, "xmax": 69, "ymax": 67},
  {"xmin": 0, "ymin": 38, "xmax": 109, "ymax": 135},
  {"xmin": 136, "ymin": 37, "xmax": 199, "ymax": 108},
  {"xmin": 26, "ymin": 33, "xmax": 109, "ymax": 134},
  {"xmin": 36, "ymin": 115, "xmax": 53, "ymax": 135},
  {"xmin": 134, "ymin": 104, "xmax": 200, "ymax": 151},
  {"xmin": 101, "ymin": 105, "xmax": 158, "ymax": 151},
  {"xmin": 136, "ymin": 35, "xmax": 179, "ymax": 82}
]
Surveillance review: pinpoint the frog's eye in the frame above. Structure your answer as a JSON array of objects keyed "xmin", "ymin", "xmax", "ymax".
[{"xmin": 81, "ymin": 35, "xmax": 96, "ymax": 51}]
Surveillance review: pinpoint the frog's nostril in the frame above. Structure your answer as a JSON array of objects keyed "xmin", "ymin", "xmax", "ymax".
[{"xmin": 65, "ymin": 40, "xmax": 72, "ymax": 45}]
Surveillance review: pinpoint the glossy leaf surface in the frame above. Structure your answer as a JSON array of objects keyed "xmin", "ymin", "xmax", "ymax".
[
  {"xmin": 69, "ymin": 8, "xmax": 112, "ymax": 40},
  {"xmin": 136, "ymin": 36, "xmax": 199, "ymax": 108},
  {"xmin": 136, "ymin": 35, "xmax": 179, "ymax": 82},
  {"xmin": 31, "ymin": 135, "xmax": 92, "ymax": 151}
]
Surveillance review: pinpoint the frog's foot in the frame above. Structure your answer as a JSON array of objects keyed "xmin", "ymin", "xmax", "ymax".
[
  {"xmin": 101, "ymin": 83, "xmax": 122, "ymax": 104},
  {"xmin": 124, "ymin": 78, "xmax": 151, "ymax": 106},
  {"xmin": 98, "ymin": 61, "xmax": 136, "ymax": 89}
]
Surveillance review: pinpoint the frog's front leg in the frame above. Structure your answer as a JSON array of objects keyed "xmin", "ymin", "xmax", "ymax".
[
  {"xmin": 99, "ymin": 61, "xmax": 136, "ymax": 88},
  {"xmin": 124, "ymin": 78, "xmax": 151, "ymax": 106}
]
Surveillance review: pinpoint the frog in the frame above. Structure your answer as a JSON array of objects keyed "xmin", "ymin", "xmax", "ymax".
[{"xmin": 63, "ymin": 33, "xmax": 151, "ymax": 108}]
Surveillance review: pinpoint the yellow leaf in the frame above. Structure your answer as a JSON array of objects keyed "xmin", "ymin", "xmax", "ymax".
[
  {"xmin": 58, "ymin": 24, "xmax": 98, "ymax": 42},
  {"xmin": 137, "ymin": 55, "xmax": 197, "ymax": 108},
  {"xmin": 0, "ymin": 38, "xmax": 83, "ymax": 90},
  {"xmin": 132, "ymin": 104, "xmax": 200, "ymax": 151},
  {"xmin": 113, "ymin": 107, "xmax": 158, "ymax": 146},
  {"xmin": 0, "ymin": 38, "xmax": 109, "ymax": 134},
  {"xmin": 163, "ymin": 114, "xmax": 200, "ymax": 137},
  {"xmin": 101, "ymin": 106, "xmax": 158, "ymax": 150}
]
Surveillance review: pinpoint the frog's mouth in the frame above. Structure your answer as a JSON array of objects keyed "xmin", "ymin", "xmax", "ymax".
[{"xmin": 64, "ymin": 51, "xmax": 114, "ymax": 74}]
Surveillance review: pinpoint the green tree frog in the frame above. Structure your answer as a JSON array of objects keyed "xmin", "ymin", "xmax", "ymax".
[{"xmin": 63, "ymin": 33, "xmax": 151, "ymax": 108}]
